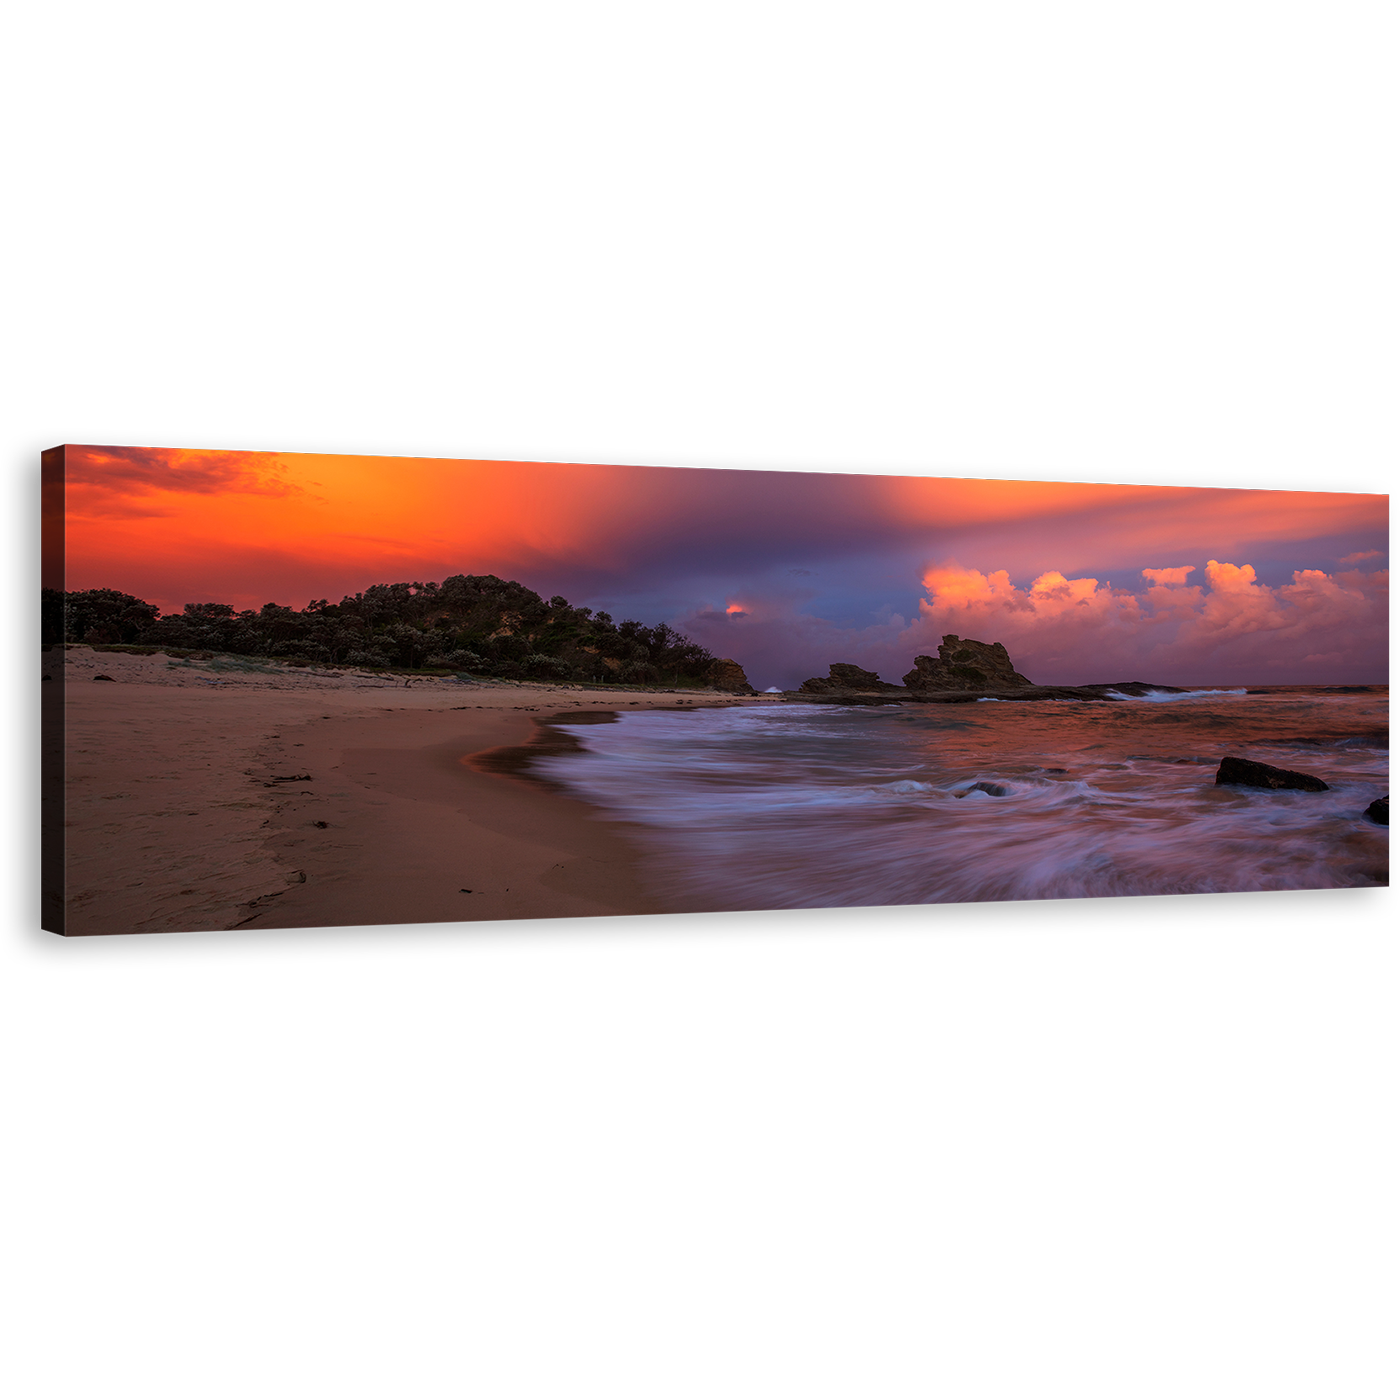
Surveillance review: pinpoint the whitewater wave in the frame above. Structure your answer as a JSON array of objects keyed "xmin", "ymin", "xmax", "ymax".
[
  {"xmin": 1104, "ymin": 687, "xmax": 1249, "ymax": 702},
  {"xmin": 528, "ymin": 689, "xmax": 1387, "ymax": 909}
]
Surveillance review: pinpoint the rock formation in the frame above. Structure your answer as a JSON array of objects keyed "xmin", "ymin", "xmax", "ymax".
[
  {"xmin": 707, "ymin": 658, "xmax": 756, "ymax": 694},
  {"xmin": 1363, "ymin": 795, "xmax": 1388, "ymax": 825},
  {"xmin": 782, "ymin": 636, "xmax": 1190, "ymax": 705},
  {"xmin": 799, "ymin": 663, "xmax": 902, "ymax": 694},
  {"xmin": 902, "ymin": 635, "xmax": 1033, "ymax": 691},
  {"xmin": 955, "ymin": 781, "xmax": 1009, "ymax": 798},
  {"xmin": 1214, "ymin": 755, "xmax": 1329, "ymax": 792}
]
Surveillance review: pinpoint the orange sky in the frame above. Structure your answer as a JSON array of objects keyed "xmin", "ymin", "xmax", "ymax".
[{"xmin": 47, "ymin": 444, "xmax": 1388, "ymax": 685}]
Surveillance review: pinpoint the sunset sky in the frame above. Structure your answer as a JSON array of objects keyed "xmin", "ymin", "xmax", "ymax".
[{"xmin": 49, "ymin": 444, "xmax": 1389, "ymax": 688}]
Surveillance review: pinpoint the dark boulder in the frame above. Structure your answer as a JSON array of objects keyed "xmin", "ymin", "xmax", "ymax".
[
  {"xmin": 955, "ymin": 781, "xmax": 1009, "ymax": 798},
  {"xmin": 1364, "ymin": 795, "xmax": 1388, "ymax": 826},
  {"xmin": 707, "ymin": 658, "xmax": 756, "ymax": 694},
  {"xmin": 1215, "ymin": 755, "xmax": 1329, "ymax": 792},
  {"xmin": 799, "ymin": 662, "xmax": 901, "ymax": 694},
  {"xmin": 1096, "ymin": 681, "xmax": 1190, "ymax": 696},
  {"xmin": 903, "ymin": 635, "xmax": 1033, "ymax": 691}
]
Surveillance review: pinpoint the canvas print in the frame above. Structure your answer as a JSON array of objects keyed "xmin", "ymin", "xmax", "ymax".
[{"xmin": 41, "ymin": 445, "xmax": 1388, "ymax": 936}]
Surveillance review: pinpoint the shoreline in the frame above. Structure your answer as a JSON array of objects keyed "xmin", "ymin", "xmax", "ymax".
[
  {"xmin": 48, "ymin": 646, "xmax": 765, "ymax": 936},
  {"xmin": 236, "ymin": 702, "xmax": 730, "ymax": 933},
  {"xmin": 48, "ymin": 646, "xmax": 1388, "ymax": 935}
]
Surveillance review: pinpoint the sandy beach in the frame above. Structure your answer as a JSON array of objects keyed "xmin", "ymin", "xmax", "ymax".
[{"xmin": 45, "ymin": 646, "xmax": 767, "ymax": 936}]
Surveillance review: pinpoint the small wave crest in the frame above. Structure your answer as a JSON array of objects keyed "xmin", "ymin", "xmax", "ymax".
[{"xmin": 1103, "ymin": 687, "xmax": 1249, "ymax": 703}]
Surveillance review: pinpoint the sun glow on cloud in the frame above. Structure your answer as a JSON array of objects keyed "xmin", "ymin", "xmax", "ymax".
[
  {"xmin": 1141, "ymin": 565, "xmax": 1195, "ymax": 586},
  {"xmin": 908, "ymin": 560, "xmax": 1388, "ymax": 681}
]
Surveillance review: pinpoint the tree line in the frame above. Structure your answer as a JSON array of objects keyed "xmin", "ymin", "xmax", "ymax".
[{"xmin": 43, "ymin": 575, "xmax": 718, "ymax": 686}]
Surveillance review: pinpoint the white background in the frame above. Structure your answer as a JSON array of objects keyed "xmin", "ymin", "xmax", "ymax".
[
  {"xmin": 5, "ymin": 946, "xmax": 1394, "ymax": 1394},
  {"xmin": 5, "ymin": 2, "xmax": 1394, "ymax": 462}
]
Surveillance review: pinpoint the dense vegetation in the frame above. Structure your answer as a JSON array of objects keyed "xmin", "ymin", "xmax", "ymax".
[{"xmin": 43, "ymin": 576, "xmax": 717, "ymax": 685}]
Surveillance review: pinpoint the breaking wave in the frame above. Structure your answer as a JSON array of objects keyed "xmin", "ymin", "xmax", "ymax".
[{"xmin": 530, "ymin": 689, "xmax": 1388, "ymax": 909}]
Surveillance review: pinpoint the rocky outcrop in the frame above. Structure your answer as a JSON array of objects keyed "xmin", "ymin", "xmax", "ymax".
[
  {"xmin": 1364, "ymin": 795, "xmax": 1388, "ymax": 825},
  {"xmin": 707, "ymin": 658, "xmax": 756, "ymax": 694},
  {"xmin": 956, "ymin": 781, "xmax": 1009, "ymax": 798},
  {"xmin": 782, "ymin": 638, "xmax": 1187, "ymax": 706},
  {"xmin": 799, "ymin": 663, "xmax": 902, "ymax": 695},
  {"xmin": 1215, "ymin": 755, "xmax": 1330, "ymax": 792},
  {"xmin": 1093, "ymin": 681, "xmax": 1191, "ymax": 697},
  {"xmin": 903, "ymin": 635, "xmax": 1033, "ymax": 691}
]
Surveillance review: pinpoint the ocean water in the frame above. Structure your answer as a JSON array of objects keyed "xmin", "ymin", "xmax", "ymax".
[{"xmin": 531, "ymin": 688, "xmax": 1389, "ymax": 909}]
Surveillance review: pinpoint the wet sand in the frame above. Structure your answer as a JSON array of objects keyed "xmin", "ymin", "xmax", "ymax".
[{"xmin": 46, "ymin": 646, "xmax": 765, "ymax": 935}]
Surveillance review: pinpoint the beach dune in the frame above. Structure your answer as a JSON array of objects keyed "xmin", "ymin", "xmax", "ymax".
[{"xmin": 46, "ymin": 647, "xmax": 759, "ymax": 936}]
